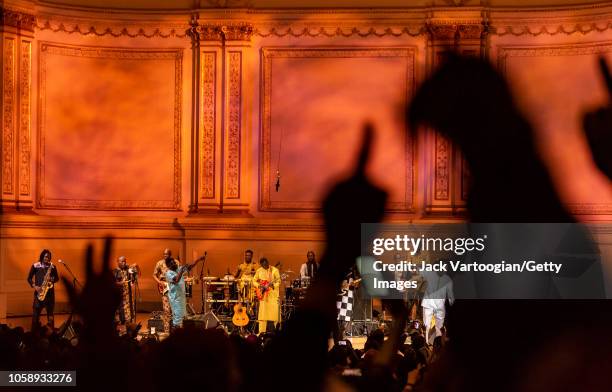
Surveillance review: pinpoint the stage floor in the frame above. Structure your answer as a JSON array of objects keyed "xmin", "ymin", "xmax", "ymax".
[{"xmin": 2, "ymin": 313, "xmax": 369, "ymax": 349}]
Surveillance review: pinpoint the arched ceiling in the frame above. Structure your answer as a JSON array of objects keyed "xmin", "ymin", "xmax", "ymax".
[{"xmin": 33, "ymin": 0, "xmax": 612, "ymax": 10}]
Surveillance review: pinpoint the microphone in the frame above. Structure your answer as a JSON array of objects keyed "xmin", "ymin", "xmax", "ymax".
[
  {"xmin": 58, "ymin": 259, "xmax": 64, "ymax": 264},
  {"xmin": 275, "ymin": 170, "xmax": 280, "ymax": 192}
]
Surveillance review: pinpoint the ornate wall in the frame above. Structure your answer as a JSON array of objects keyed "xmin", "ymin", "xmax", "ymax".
[{"xmin": 1, "ymin": 1, "xmax": 611, "ymax": 318}]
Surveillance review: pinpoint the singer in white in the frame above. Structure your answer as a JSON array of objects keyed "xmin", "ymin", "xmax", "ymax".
[{"xmin": 421, "ymin": 268, "xmax": 454, "ymax": 345}]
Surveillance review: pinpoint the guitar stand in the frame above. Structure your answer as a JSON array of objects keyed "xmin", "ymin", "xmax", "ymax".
[{"xmin": 187, "ymin": 302, "xmax": 197, "ymax": 316}]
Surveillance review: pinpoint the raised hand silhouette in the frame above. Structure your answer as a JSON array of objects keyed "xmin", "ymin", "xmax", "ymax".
[
  {"xmin": 270, "ymin": 123, "xmax": 388, "ymax": 392},
  {"xmin": 61, "ymin": 237, "xmax": 121, "ymax": 344},
  {"xmin": 320, "ymin": 122, "xmax": 387, "ymax": 279},
  {"xmin": 583, "ymin": 56, "xmax": 612, "ymax": 180}
]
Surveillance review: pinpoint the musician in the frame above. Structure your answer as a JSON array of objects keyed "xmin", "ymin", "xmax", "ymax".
[
  {"xmin": 164, "ymin": 257, "xmax": 187, "ymax": 330},
  {"xmin": 335, "ymin": 265, "xmax": 361, "ymax": 341},
  {"xmin": 234, "ymin": 249, "xmax": 258, "ymax": 280},
  {"xmin": 114, "ymin": 256, "xmax": 137, "ymax": 326},
  {"xmin": 27, "ymin": 249, "xmax": 59, "ymax": 331},
  {"xmin": 153, "ymin": 248, "xmax": 180, "ymax": 332},
  {"xmin": 421, "ymin": 269, "xmax": 454, "ymax": 345},
  {"xmin": 253, "ymin": 257, "xmax": 280, "ymax": 333},
  {"xmin": 299, "ymin": 250, "xmax": 318, "ymax": 281},
  {"xmin": 235, "ymin": 249, "xmax": 258, "ymax": 300},
  {"xmin": 164, "ymin": 254, "xmax": 205, "ymax": 330}
]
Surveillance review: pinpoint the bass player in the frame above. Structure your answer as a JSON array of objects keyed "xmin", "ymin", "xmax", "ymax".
[{"xmin": 153, "ymin": 248, "xmax": 180, "ymax": 332}]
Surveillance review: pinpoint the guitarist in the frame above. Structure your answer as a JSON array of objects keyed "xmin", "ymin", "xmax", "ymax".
[
  {"xmin": 164, "ymin": 253, "xmax": 206, "ymax": 330},
  {"xmin": 153, "ymin": 248, "xmax": 180, "ymax": 332},
  {"xmin": 253, "ymin": 257, "xmax": 280, "ymax": 333},
  {"xmin": 27, "ymin": 249, "xmax": 59, "ymax": 331}
]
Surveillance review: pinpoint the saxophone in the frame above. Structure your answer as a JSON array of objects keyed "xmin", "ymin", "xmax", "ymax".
[{"xmin": 37, "ymin": 263, "xmax": 54, "ymax": 301}]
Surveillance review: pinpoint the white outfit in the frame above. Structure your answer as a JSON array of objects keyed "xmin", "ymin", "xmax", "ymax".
[
  {"xmin": 299, "ymin": 263, "xmax": 316, "ymax": 280},
  {"xmin": 421, "ymin": 271, "xmax": 454, "ymax": 344}
]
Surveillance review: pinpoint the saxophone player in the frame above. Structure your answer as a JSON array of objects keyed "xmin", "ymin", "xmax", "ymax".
[{"xmin": 26, "ymin": 249, "xmax": 59, "ymax": 331}]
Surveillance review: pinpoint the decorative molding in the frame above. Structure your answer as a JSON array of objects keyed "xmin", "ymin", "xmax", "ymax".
[
  {"xmin": 173, "ymin": 48, "xmax": 183, "ymax": 211},
  {"xmin": 200, "ymin": 51, "xmax": 217, "ymax": 200},
  {"xmin": 2, "ymin": 37, "xmax": 16, "ymax": 195},
  {"xmin": 254, "ymin": 26, "xmax": 426, "ymax": 38},
  {"xmin": 225, "ymin": 51, "xmax": 242, "ymax": 199},
  {"xmin": 203, "ymin": 0, "xmax": 252, "ymax": 7},
  {"xmin": 35, "ymin": 15, "xmax": 188, "ymax": 38},
  {"xmin": 434, "ymin": 133, "xmax": 450, "ymax": 201},
  {"xmin": 428, "ymin": 22, "xmax": 486, "ymax": 40},
  {"xmin": 18, "ymin": 40, "xmax": 31, "ymax": 197},
  {"xmin": 192, "ymin": 23, "xmax": 254, "ymax": 42},
  {"xmin": 0, "ymin": 216, "xmax": 326, "ymax": 233},
  {"xmin": 498, "ymin": 42, "xmax": 612, "ymax": 62},
  {"xmin": 0, "ymin": 8, "xmax": 35, "ymax": 32},
  {"xmin": 492, "ymin": 22, "xmax": 612, "ymax": 37},
  {"xmin": 260, "ymin": 47, "xmax": 415, "ymax": 212},
  {"xmin": 497, "ymin": 41, "xmax": 612, "ymax": 82},
  {"xmin": 37, "ymin": 43, "xmax": 182, "ymax": 210},
  {"xmin": 568, "ymin": 203, "xmax": 612, "ymax": 216}
]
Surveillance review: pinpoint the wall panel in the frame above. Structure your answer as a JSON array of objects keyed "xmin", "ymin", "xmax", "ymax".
[
  {"xmin": 260, "ymin": 47, "xmax": 416, "ymax": 212},
  {"xmin": 37, "ymin": 43, "xmax": 182, "ymax": 210}
]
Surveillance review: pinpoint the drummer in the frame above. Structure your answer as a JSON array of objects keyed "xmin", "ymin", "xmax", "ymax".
[
  {"xmin": 234, "ymin": 249, "xmax": 258, "ymax": 298},
  {"xmin": 299, "ymin": 250, "xmax": 318, "ymax": 284}
]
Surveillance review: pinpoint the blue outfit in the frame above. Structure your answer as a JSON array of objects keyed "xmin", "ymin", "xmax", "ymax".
[{"xmin": 165, "ymin": 269, "xmax": 187, "ymax": 328}]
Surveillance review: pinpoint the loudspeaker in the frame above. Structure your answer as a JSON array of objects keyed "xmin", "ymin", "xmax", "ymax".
[
  {"xmin": 58, "ymin": 313, "xmax": 77, "ymax": 341},
  {"xmin": 147, "ymin": 318, "xmax": 165, "ymax": 332},
  {"xmin": 184, "ymin": 312, "xmax": 221, "ymax": 329}
]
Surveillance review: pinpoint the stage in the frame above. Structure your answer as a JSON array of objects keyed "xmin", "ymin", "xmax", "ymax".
[{"xmin": 2, "ymin": 313, "xmax": 372, "ymax": 349}]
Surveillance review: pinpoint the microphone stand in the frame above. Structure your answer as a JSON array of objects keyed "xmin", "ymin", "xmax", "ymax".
[
  {"xmin": 199, "ymin": 263, "xmax": 207, "ymax": 314},
  {"xmin": 58, "ymin": 260, "xmax": 82, "ymax": 339}
]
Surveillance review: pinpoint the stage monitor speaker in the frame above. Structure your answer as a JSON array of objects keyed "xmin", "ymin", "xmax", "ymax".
[
  {"xmin": 184, "ymin": 312, "xmax": 221, "ymax": 329},
  {"xmin": 57, "ymin": 313, "xmax": 77, "ymax": 341},
  {"xmin": 147, "ymin": 318, "xmax": 165, "ymax": 332}
]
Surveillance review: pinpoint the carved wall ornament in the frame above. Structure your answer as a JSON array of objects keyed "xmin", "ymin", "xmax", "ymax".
[
  {"xmin": 192, "ymin": 23, "xmax": 254, "ymax": 42},
  {"xmin": 3, "ymin": 38, "xmax": 15, "ymax": 195},
  {"xmin": 434, "ymin": 133, "xmax": 450, "ymax": 201},
  {"xmin": 427, "ymin": 22, "xmax": 486, "ymax": 41},
  {"xmin": 35, "ymin": 16, "xmax": 188, "ymax": 38},
  {"xmin": 0, "ymin": 8, "xmax": 35, "ymax": 31},
  {"xmin": 19, "ymin": 40, "xmax": 31, "ymax": 196},
  {"xmin": 254, "ymin": 25, "xmax": 426, "ymax": 38},
  {"xmin": 225, "ymin": 51, "xmax": 242, "ymax": 199},
  {"xmin": 200, "ymin": 52, "xmax": 217, "ymax": 200}
]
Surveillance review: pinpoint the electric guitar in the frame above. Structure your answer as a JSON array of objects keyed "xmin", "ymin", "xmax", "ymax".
[{"xmin": 255, "ymin": 280, "xmax": 274, "ymax": 300}]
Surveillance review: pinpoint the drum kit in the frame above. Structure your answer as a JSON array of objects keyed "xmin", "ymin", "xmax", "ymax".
[{"xmin": 198, "ymin": 267, "xmax": 306, "ymax": 328}]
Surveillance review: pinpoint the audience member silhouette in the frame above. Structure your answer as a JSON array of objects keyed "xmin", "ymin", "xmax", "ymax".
[{"xmin": 407, "ymin": 54, "xmax": 611, "ymax": 392}]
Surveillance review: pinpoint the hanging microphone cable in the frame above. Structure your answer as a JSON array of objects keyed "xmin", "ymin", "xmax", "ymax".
[{"xmin": 276, "ymin": 127, "xmax": 284, "ymax": 192}]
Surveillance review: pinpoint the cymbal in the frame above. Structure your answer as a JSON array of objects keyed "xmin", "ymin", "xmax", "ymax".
[
  {"xmin": 284, "ymin": 270, "xmax": 295, "ymax": 274},
  {"xmin": 201, "ymin": 276, "xmax": 218, "ymax": 282}
]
